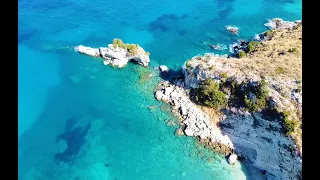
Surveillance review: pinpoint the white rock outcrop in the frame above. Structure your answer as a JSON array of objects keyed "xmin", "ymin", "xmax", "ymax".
[
  {"xmin": 264, "ymin": 18, "xmax": 302, "ymax": 30},
  {"xmin": 159, "ymin": 65, "xmax": 169, "ymax": 72},
  {"xmin": 75, "ymin": 44, "xmax": 150, "ymax": 68},
  {"xmin": 228, "ymin": 154, "xmax": 237, "ymax": 165},
  {"xmin": 226, "ymin": 26, "xmax": 239, "ymax": 35}
]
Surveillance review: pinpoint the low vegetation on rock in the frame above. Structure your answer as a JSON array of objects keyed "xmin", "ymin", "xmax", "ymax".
[
  {"xmin": 264, "ymin": 30, "xmax": 275, "ymax": 38},
  {"xmin": 246, "ymin": 41, "xmax": 260, "ymax": 53},
  {"xmin": 238, "ymin": 51, "xmax": 246, "ymax": 58},
  {"xmin": 193, "ymin": 77, "xmax": 270, "ymax": 112},
  {"xmin": 112, "ymin": 38, "xmax": 140, "ymax": 56},
  {"xmin": 194, "ymin": 79, "xmax": 228, "ymax": 110},
  {"xmin": 288, "ymin": 47, "xmax": 297, "ymax": 53},
  {"xmin": 186, "ymin": 60, "xmax": 192, "ymax": 67},
  {"xmin": 281, "ymin": 110, "xmax": 299, "ymax": 135}
]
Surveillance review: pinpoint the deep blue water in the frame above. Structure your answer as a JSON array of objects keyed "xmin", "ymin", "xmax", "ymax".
[{"xmin": 18, "ymin": 0, "xmax": 301, "ymax": 179}]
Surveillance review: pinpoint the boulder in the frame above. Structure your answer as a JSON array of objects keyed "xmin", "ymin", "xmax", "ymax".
[
  {"xmin": 184, "ymin": 127, "xmax": 194, "ymax": 136},
  {"xmin": 155, "ymin": 91, "xmax": 163, "ymax": 101},
  {"xmin": 159, "ymin": 65, "xmax": 169, "ymax": 72},
  {"xmin": 228, "ymin": 154, "xmax": 238, "ymax": 165},
  {"xmin": 175, "ymin": 128, "xmax": 184, "ymax": 136}
]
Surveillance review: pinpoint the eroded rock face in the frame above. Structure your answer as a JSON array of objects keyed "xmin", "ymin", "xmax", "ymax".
[
  {"xmin": 220, "ymin": 112, "xmax": 301, "ymax": 179},
  {"xmin": 75, "ymin": 44, "xmax": 150, "ymax": 68}
]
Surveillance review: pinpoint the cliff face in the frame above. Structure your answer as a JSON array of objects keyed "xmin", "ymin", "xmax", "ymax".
[
  {"xmin": 155, "ymin": 19, "xmax": 302, "ymax": 179},
  {"xmin": 75, "ymin": 42, "xmax": 150, "ymax": 68}
]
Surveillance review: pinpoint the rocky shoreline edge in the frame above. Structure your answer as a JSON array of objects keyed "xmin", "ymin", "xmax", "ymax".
[
  {"xmin": 154, "ymin": 18, "xmax": 302, "ymax": 180},
  {"xmin": 74, "ymin": 18, "xmax": 302, "ymax": 179}
]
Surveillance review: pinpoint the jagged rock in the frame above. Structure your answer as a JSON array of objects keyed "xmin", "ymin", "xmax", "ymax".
[
  {"xmin": 159, "ymin": 65, "xmax": 169, "ymax": 72},
  {"xmin": 226, "ymin": 26, "xmax": 239, "ymax": 35},
  {"xmin": 75, "ymin": 44, "xmax": 150, "ymax": 68}
]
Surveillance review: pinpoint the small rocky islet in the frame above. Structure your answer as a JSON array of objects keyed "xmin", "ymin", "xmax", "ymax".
[
  {"xmin": 75, "ymin": 38, "xmax": 150, "ymax": 68},
  {"xmin": 75, "ymin": 18, "xmax": 302, "ymax": 180}
]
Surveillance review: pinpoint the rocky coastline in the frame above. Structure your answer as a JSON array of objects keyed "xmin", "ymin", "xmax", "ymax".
[
  {"xmin": 74, "ymin": 18, "xmax": 302, "ymax": 179},
  {"xmin": 154, "ymin": 18, "xmax": 302, "ymax": 179}
]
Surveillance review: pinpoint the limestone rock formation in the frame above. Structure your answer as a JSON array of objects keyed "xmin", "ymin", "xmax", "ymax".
[
  {"xmin": 154, "ymin": 19, "xmax": 302, "ymax": 180},
  {"xmin": 75, "ymin": 42, "xmax": 150, "ymax": 68}
]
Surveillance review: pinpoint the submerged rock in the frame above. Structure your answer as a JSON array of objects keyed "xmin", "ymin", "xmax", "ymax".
[
  {"xmin": 166, "ymin": 119, "xmax": 176, "ymax": 126},
  {"xmin": 175, "ymin": 128, "xmax": 184, "ymax": 136}
]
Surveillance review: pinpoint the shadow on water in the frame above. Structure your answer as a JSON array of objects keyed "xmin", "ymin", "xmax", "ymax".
[
  {"xmin": 54, "ymin": 118, "xmax": 91, "ymax": 163},
  {"xmin": 215, "ymin": 0, "xmax": 235, "ymax": 19},
  {"xmin": 148, "ymin": 13, "xmax": 190, "ymax": 36},
  {"xmin": 159, "ymin": 68, "xmax": 184, "ymax": 83}
]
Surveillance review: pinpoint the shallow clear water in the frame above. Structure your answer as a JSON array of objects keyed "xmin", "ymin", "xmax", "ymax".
[{"xmin": 18, "ymin": 0, "xmax": 301, "ymax": 179}]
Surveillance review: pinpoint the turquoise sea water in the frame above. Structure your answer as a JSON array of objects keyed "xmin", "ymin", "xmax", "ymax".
[{"xmin": 18, "ymin": 0, "xmax": 302, "ymax": 179}]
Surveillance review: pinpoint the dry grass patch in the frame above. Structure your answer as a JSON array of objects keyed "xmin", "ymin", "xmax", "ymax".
[{"xmin": 216, "ymin": 24, "xmax": 302, "ymax": 82}]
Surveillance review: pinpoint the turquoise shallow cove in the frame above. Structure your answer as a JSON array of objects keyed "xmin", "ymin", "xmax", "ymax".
[{"xmin": 18, "ymin": 0, "xmax": 301, "ymax": 179}]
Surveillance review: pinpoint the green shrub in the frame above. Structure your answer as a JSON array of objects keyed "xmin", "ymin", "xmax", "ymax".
[
  {"xmin": 197, "ymin": 78, "xmax": 269, "ymax": 112},
  {"xmin": 244, "ymin": 96, "xmax": 266, "ymax": 112},
  {"xmin": 238, "ymin": 51, "xmax": 246, "ymax": 58},
  {"xmin": 282, "ymin": 110, "xmax": 298, "ymax": 134},
  {"xmin": 288, "ymin": 48, "xmax": 297, "ymax": 53},
  {"xmin": 261, "ymin": 79, "xmax": 268, "ymax": 87},
  {"xmin": 241, "ymin": 81, "xmax": 269, "ymax": 112},
  {"xmin": 220, "ymin": 72, "xmax": 228, "ymax": 79},
  {"xmin": 276, "ymin": 67, "xmax": 285, "ymax": 74},
  {"xmin": 195, "ymin": 79, "xmax": 228, "ymax": 110},
  {"xmin": 246, "ymin": 41, "xmax": 260, "ymax": 53},
  {"xmin": 112, "ymin": 38, "xmax": 125, "ymax": 48},
  {"xmin": 264, "ymin": 30, "xmax": 274, "ymax": 37},
  {"xmin": 296, "ymin": 79, "xmax": 302, "ymax": 84},
  {"xmin": 186, "ymin": 60, "xmax": 192, "ymax": 67},
  {"xmin": 112, "ymin": 38, "xmax": 140, "ymax": 56}
]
